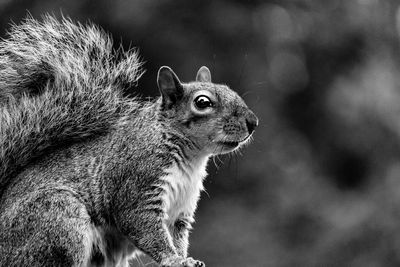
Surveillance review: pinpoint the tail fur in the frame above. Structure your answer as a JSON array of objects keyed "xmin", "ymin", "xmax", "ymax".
[{"xmin": 0, "ymin": 15, "xmax": 143, "ymax": 198}]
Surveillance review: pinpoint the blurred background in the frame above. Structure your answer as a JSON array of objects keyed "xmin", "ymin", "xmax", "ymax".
[{"xmin": 2, "ymin": 0, "xmax": 400, "ymax": 266}]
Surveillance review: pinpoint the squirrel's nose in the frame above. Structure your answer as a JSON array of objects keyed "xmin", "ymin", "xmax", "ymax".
[{"xmin": 245, "ymin": 111, "xmax": 258, "ymax": 135}]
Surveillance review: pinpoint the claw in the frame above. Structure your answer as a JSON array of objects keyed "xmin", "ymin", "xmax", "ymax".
[{"xmin": 183, "ymin": 257, "xmax": 205, "ymax": 267}]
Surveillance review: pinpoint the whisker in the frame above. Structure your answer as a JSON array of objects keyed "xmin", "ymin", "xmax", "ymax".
[
  {"xmin": 203, "ymin": 187, "xmax": 211, "ymax": 199},
  {"xmin": 216, "ymin": 154, "xmax": 223, "ymax": 165},
  {"xmin": 212, "ymin": 155, "xmax": 220, "ymax": 169}
]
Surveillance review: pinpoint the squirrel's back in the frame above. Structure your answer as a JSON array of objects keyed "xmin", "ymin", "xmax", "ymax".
[{"xmin": 0, "ymin": 16, "xmax": 143, "ymax": 199}]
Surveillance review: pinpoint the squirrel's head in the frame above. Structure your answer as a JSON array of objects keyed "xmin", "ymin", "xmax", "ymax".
[{"xmin": 157, "ymin": 66, "xmax": 258, "ymax": 156}]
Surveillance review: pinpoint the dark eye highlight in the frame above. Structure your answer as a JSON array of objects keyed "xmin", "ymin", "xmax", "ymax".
[{"xmin": 194, "ymin": 95, "xmax": 213, "ymax": 109}]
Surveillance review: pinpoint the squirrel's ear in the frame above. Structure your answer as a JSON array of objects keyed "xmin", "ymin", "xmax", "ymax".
[
  {"xmin": 196, "ymin": 66, "xmax": 212, "ymax": 83},
  {"xmin": 157, "ymin": 66, "xmax": 183, "ymax": 108}
]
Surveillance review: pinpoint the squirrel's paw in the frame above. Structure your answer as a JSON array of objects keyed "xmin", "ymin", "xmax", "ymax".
[
  {"xmin": 161, "ymin": 256, "xmax": 205, "ymax": 267},
  {"xmin": 183, "ymin": 257, "xmax": 205, "ymax": 267}
]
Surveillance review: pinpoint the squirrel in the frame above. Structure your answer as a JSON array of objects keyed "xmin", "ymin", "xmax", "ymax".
[{"xmin": 0, "ymin": 16, "xmax": 258, "ymax": 267}]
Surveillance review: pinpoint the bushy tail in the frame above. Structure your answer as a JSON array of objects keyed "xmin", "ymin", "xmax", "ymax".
[{"xmin": 0, "ymin": 15, "xmax": 143, "ymax": 198}]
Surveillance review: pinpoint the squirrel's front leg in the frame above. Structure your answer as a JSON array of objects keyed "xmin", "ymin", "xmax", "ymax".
[
  {"xmin": 170, "ymin": 217, "xmax": 191, "ymax": 258},
  {"xmin": 118, "ymin": 209, "xmax": 178, "ymax": 266},
  {"xmin": 115, "ymin": 201, "xmax": 201, "ymax": 266},
  {"xmin": 171, "ymin": 216, "xmax": 205, "ymax": 267}
]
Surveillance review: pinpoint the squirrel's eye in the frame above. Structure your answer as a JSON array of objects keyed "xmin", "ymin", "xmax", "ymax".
[{"xmin": 194, "ymin": 95, "xmax": 213, "ymax": 109}]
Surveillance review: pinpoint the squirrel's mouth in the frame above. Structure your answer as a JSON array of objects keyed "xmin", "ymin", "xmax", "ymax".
[
  {"xmin": 219, "ymin": 141, "xmax": 240, "ymax": 148},
  {"xmin": 214, "ymin": 140, "xmax": 241, "ymax": 155},
  {"xmin": 217, "ymin": 134, "xmax": 253, "ymax": 151},
  {"xmin": 213, "ymin": 136, "xmax": 252, "ymax": 155}
]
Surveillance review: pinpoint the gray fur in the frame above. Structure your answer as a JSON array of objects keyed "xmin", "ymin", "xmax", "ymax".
[
  {"xmin": 0, "ymin": 15, "xmax": 143, "ymax": 199},
  {"xmin": 0, "ymin": 16, "xmax": 257, "ymax": 267}
]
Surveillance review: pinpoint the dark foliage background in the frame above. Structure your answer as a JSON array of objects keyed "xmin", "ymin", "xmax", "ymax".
[{"xmin": 2, "ymin": 0, "xmax": 400, "ymax": 266}]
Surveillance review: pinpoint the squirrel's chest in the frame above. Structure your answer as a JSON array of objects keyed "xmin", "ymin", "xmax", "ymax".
[{"xmin": 161, "ymin": 158, "xmax": 208, "ymax": 223}]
